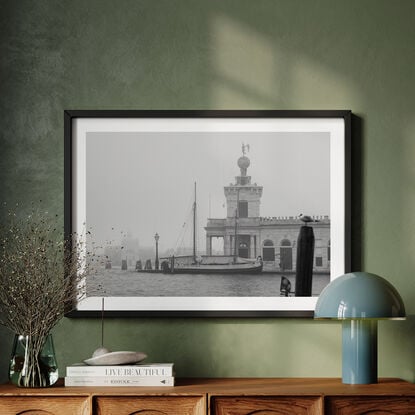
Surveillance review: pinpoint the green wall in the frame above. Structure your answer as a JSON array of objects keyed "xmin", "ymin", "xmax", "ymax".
[{"xmin": 1, "ymin": 0, "xmax": 414, "ymax": 383}]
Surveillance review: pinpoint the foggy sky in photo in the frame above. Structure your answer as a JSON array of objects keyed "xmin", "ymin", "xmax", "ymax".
[{"xmin": 86, "ymin": 131, "xmax": 330, "ymax": 253}]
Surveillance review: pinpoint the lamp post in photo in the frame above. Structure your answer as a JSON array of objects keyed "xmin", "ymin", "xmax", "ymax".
[{"xmin": 154, "ymin": 232, "xmax": 160, "ymax": 270}]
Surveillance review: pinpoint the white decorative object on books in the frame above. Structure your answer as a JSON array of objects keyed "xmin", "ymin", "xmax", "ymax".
[
  {"xmin": 84, "ymin": 351, "xmax": 148, "ymax": 366},
  {"xmin": 83, "ymin": 298, "xmax": 148, "ymax": 366}
]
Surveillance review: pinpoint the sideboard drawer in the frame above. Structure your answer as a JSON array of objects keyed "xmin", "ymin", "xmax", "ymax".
[
  {"xmin": 326, "ymin": 396, "xmax": 415, "ymax": 414},
  {"xmin": 0, "ymin": 396, "xmax": 90, "ymax": 415},
  {"xmin": 95, "ymin": 395, "xmax": 205, "ymax": 415},
  {"xmin": 212, "ymin": 396, "xmax": 322, "ymax": 414}
]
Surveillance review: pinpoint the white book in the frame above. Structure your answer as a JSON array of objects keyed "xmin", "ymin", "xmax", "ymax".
[
  {"xmin": 64, "ymin": 375, "xmax": 175, "ymax": 387},
  {"xmin": 66, "ymin": 363, "xmax": 174, "ymax": 377}
]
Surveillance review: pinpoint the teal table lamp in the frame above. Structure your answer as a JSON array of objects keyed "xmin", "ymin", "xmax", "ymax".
[{"xmin": 314, "ymin": 272, "xmax": 405, "ymax": 384}]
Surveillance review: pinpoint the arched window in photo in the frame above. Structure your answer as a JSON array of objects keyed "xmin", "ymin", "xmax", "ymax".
[
  {"xmin": 262, "ymin": 239, "xmax": 275, "ymax": 261},
  {"xmin": 280, "ymin": 239, "xmax": 293, "ymax": 270}
]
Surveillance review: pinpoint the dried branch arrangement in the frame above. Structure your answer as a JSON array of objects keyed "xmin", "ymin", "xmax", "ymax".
[{"xmin": 0, "ymin": 205, "xmax": 95, "ymax": 386}]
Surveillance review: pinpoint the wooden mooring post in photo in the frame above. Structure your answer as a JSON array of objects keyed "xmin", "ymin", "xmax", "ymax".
[{"xmin": 295, "ymin": 225, "xmax": 315, "ymax": 296}]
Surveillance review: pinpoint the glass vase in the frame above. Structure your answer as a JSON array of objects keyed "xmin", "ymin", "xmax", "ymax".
[{"xmin": 9, "ymin": 333, "xmax": 59, "ymax": 387}]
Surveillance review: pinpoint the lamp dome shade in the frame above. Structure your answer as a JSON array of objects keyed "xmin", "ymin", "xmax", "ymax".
[{"xmin": 314, "ymin": 272, "xmax": 406, "ymax": 319}]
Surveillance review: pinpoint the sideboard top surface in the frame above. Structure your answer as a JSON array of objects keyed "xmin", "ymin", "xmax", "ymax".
[{"xmin": 0, "ymin": 378, "xmax": 414, "ymax": 397}]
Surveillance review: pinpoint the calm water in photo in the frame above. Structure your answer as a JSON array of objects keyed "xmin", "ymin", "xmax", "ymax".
[{"xmin": 87, "ymin": 268, "xmax": 330, "ymax": 297}]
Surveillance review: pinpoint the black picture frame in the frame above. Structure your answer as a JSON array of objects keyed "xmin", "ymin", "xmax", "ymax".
[{"xmin": 64, "ymin": 110, "xmax": 351, "ymax": 318}]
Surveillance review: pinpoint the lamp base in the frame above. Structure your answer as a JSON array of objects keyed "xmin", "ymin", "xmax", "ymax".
[{"xmin": 342, "ymin": 319, "xmax": 378, "ymax": 384}]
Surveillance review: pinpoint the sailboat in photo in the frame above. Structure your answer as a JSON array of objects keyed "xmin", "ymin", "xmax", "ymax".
[{"xmin": 161, "ymin": 183, "xmax": 263, "ymax": 274}]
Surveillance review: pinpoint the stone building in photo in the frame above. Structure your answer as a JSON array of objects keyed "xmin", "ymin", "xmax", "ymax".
[{"xmin": 204, "ymin": 149, "xmax": 330, "ymax": 272}]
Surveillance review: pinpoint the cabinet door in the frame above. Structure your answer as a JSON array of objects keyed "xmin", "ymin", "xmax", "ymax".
[
  {"xmin": 326, "ymin": 396, "xmax": 415, "ymax": 414},
  {"xmin": 95, "ymin": 396, "xmax": 205, "ymax": 415},
  {"xmin": 212, "ymin": 396, "xmax": 322, "ymax": 415},
  {"xmin": 0, "ymin": 396, "xmax": 90, "ymax": 415}
]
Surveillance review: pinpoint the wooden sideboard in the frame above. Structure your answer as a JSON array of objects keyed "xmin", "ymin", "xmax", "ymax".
[{"xmin": 0, "ymin": 377, "xmax": 415, "ymax": 414}]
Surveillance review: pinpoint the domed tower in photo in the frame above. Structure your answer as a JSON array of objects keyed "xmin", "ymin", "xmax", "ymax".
[
  {"xmin": 205, "ymin": 144, "xmax": 263, "ymax": 259},
  {"xmin": 223, "ymin": 145, "xmax": 263, "ymax": 258}
]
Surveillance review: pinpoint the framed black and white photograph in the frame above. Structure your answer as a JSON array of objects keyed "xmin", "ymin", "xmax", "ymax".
[{"xmin": 65, "ymin": 110, "xmax": 351, "ymax": 317}]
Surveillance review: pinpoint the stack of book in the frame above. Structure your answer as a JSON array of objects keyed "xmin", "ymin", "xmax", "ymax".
[{"xmin": 64, "ymin": 363, "xmax": 175, "ymax": 387}]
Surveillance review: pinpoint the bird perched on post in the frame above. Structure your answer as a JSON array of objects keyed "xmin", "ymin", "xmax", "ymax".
[{"xmin": 299, "ymin": 213, "xmax": 320, "ymax": 225}]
